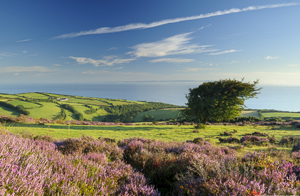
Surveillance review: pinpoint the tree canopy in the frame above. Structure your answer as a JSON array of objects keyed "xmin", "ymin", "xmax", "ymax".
[{"xmin": 183, "ymin": 79, "xmax": 261, "ymax": 124}]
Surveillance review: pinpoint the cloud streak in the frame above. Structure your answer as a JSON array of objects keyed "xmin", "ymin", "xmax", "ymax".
[
  {"xmin": 15, "ymin": 39, "xmax": 32, "ymax": 43},
  {"xmin": 53, "ymin": 3, "xmax": 299, "ymax": 39},
  {"xmin": 149, "ymin": 58, "xmax": 195, "ymax": 63},
  {"xmin": 130, "ymin": 32, "xmax": 215, "ymax": 58},
  {"xmin": 265, "ymin": 56, "xmax": 279, "ymax": 60},
  {"xmin": 0, "ymin": 66, "xmax": 53, "ymax": 73},
  {"xmin": 209, "ymin": 49, "xmax": 239, "ymax": 55},
  {"xmin": 69, "ymin": 56, "xmax": 135, "ymax": 67}
]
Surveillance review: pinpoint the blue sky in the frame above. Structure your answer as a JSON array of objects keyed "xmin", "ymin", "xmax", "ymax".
[{"xmin": 1, "ymin": 0, "xmax": 300, "ymax": 85}]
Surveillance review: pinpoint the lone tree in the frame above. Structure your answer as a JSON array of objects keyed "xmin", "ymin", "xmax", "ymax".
[{"xmin": 183, "ymin": 79, "xmax": 261, "ymax": 124}]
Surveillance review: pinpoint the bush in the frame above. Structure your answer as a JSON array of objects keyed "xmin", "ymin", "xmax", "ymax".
[
  {"xmin": 292, "ymin": 142, "xmax": 300, "ymax": 152},
  {"xmin": 250, "ymin": 131, "xmax": 269, "ymax": 137},
  {"xmin": 279, "ymin": 136, "xmax": 300, "ymax": 146},
  {"xmin": 195, "ymin": 123, "xmax": 206, "ymax": 129},
  {"xmin": 220, "ymin": 131, "xmax": 233, "ymax": 136},
  {"xmin": 240, "ymin": 135, "xmax": 270, "ymax": 146},
  {"xmin": 34, "ymin": 135, "xmax": 55, "ymax": 142},
  {"xmin": 219, "ymin": 137, "xmax": 240, "ymax": 143},
  {"xmin": 56, "ymin": 135, "xmax": 123, "ymax": 161}
]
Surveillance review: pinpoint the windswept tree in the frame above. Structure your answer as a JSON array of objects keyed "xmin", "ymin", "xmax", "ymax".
[{"xmin": 183, "ymin": 79, "xmax": 261, "ymax": 124}]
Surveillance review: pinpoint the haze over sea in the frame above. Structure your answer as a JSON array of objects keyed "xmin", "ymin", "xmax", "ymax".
[{"xmin": 1, "ymin": 83, "xmax": 299, "ymax": 112}]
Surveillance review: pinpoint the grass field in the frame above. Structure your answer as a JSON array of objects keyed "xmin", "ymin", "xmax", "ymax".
[
  {"xmin": 4, "ymin": 123, "xmax": 298, "ymax": 151},
  {"xmin": 0, "ymin": 94, "xmax": 20, "ymax": 99},
  {"xmin": 8, "ymin": 100, "xmax": 40, "ymax": 109},
  {"xmin": 134, "ymin": 109, "xmax": 182, "ymax": 122},
  {"xmin": 262, "ymin": 112, "xmax": 300, "ymax": 118},
  {"xmin": 27, "ymin": 102, "xmax": 61, "ymax": 119},
  {"xmin": 17, "ymin": 92, "xmax": 50, "ymax": 99},
  {"xmin": 240, "ymin": 110, "xmax": 260, "ymax": 118},
  {"xmin": 67, "ymin": 98, "xmax": 111, "ymax": 106},
  {"xmin": 0, "ymin": 106, "xmax": 20, "ymax": 116}
]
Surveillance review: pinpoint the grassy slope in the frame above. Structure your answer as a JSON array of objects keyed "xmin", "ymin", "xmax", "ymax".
[
  {"xmin": 0, "ymin": 106, "xmax": 20, "ymax": 116},
  {"xmin": 27, "ymin": 102, "xmax": 61, "ymax": 119},
  {"xmin": 0, "ymin": 94, "xmax": 20, "ymax": 99},
  {"xmin": 17, "ymin": 93, "xmax": 49, "ymax": 99},
  {"xmin": 8, "ymin": 100, "xmax": 40, "ymax": 108},
  {"xmin": 134, "ymin": 109, "xmax": 182, "ymax": 122},
  {"xmin": 67, "ymin": 98, "xmax": 111, "ymax": 106},
  {"xmin": 66, "ymin": 103, "xmax": 108, "ymax": 121}
]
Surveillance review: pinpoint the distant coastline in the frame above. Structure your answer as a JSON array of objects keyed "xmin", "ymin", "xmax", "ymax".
[{"xmin": 1, "ymin": 83, "xmax": 300, "ymax": 112}]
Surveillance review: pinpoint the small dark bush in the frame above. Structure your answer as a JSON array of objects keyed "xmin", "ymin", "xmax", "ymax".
[
  {"xmin": 193, "ymin": 130, "xmax": 199, "ymax": 133},
  {"xmin": 220, "ymin": 131, "xmax": 233, "ymax": 136},
  {"xmin": 98, "ymin": 137, "xmax": 116, "ymax": 143},
  {"xmin": 195, "ymin": 123, "xmax": 206, "ymax": 129},
  {"xmin": 292, "ymin": 142, "xmax": 300, "ymax": 152},
  {"xmin": 219, "ymin": 137, "xmax": 240, "ymax": 143},
  {"xmin": 34, "ymin": 135, "xmax": 54, "ymax": 142},
  {"xmin": 268, "ymin": 135, "xmax": 276, "ymax": 144},
  {"xmin": 233, "ymin": 129, "xmax": 238, "ymax": 133},
  {"xmin": 193, "ymin": 137, "xmax": 204, "ymax": 144},
  {"xmin": 279, "ymin": 136, "xmax": 300, "ymax": 146},
  {"xmin": 251, "ymin": 131, "xmax": 269, "ymax": 137}
]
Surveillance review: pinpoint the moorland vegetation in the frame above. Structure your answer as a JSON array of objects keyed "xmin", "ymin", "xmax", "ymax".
[{"xmin": 2, "ymin": 80, "xmax": 300, "ymax": 195}]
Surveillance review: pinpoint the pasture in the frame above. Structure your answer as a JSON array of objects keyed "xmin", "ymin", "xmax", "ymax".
[
  {"xmin": 0, "ymin": 106, "xmax": 19, "ymax": 116},
  {"xmin": 134, "ymin": 109, "xmax": 182, "ymax": 122},
  {"xmin": 262, "ymin": 112, "xmax": 300, "ymax": 118},
  {"xmin": 3, "ymin": 123, "xmax": 299, "ymax": 151},
  {"xmin": 8, "ymin": 100, "xmax": 40, "ymax": 109},
  {"xmin": 27, "ymin": 102, "xmax": 61, "ymax": 119}
]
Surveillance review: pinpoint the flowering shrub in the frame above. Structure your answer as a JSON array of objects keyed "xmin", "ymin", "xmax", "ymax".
[
  {"xmin": 0, "ymin": 133, "xmax": 159, "ymax": 195},
  {"xmin": 119, "ymin": 138, "xmax": 236, "ymax": 194},
  {"xmin": 241, "ymin": 135, "xmax": 270, "ymax": 146}
]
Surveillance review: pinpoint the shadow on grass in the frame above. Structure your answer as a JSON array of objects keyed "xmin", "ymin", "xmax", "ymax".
[
  {"xmin": 8, "ymin": 123, "xmax": 193, "ymax": 131},
  {"xmin": 0, "ymin": 106, "xmax": 20, "ymax": 116}
]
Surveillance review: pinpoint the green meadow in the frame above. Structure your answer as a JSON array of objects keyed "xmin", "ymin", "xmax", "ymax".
[
  {"xmin": 2, "ymin": 122, "xmax": 298, "ymax": 152},
  {"xmin": 262, "ymin": 112, "xmax": 300, "ymax": 118},
  {"xmin": 134, "ymin": 108, "xmax": 182, "ymax": 122}
]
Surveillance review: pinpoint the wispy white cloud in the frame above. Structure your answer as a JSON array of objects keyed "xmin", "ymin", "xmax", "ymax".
[
  {"xmin": 149, "ymin": 58, "xmax": 195, "ymax": 63},
  {"xmin": 53, "ymin": 64, "xmax": 62, "ymax": 67},
  {"xmin": 0, "ymin": 52, "xmax": 17, "ymax": 58},
  {"xmin": 209, "ymin": 49, "xmax": 239, "ymax": 55},
  {"xmin": 130, "ymin": 32, "xmax": 215, "ymax": 58},
  {"xmin": 53, "ymin": 3, "xmax": 299, "ymax": 39},
  {"xmin": 70, "ymin": 56, "xmax": 135, "ymax": 67},
  {"xmin": 177, "ymin": 67, "xmax": 219, "ymax": 72},
  {"xmin": 0, "ymin": 66, "xmax": 53, "ymax": 73},
  {"xmin": 15, "ymin": 39, "xmax": 32, "ymax": 43},
  {"xmin": 198, "ymin": 24, "xmax": 212, "ymax": 30},
  {"xmin": 287, "ymin": 64, "xmax": 300, "ymax": 67},
  {"xmin": 265, "ymin": 56, "xmax": 279, "ymax": 60}
]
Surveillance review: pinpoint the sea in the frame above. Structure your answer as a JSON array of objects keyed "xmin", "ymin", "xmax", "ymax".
[{"xmin": 1, "ymin": 83, "xmax": 300, "ymax": 112}]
